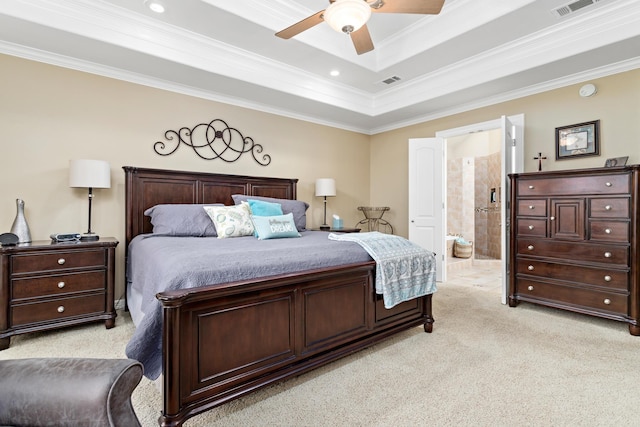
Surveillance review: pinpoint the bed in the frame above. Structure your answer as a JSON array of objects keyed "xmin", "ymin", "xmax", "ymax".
[{"xmin": 123, "ymin": 166, "xmax": 435, "ymax": 427}]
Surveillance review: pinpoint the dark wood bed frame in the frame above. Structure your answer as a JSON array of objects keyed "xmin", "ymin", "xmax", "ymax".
[{"xmin": 123, "ymin": 166, "xmax": 434, "ymax": 427}]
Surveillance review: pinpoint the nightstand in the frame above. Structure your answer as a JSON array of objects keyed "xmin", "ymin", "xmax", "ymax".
[
  {"xmin": 0, "ymin": 237, "xmax": 118, "ymax": 350},
  {"xmin": 312, "ymin": 228, "xmax": 361, "ymax": 233}
]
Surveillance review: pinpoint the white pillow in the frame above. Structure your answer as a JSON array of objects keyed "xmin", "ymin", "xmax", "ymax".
[{"xmin": 203, "ymin": 203, "xmax": 254, "ymax": 238}]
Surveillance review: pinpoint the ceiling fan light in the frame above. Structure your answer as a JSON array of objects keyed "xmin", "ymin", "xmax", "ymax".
[{"xmin": 324, "ymin": 0, "xmax": 372, "ymax": 34}]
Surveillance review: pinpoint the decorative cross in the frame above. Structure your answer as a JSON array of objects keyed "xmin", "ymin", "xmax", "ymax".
[{"xmin": 533, "ymin": 152, "xmax": 547, "ymax": 172}]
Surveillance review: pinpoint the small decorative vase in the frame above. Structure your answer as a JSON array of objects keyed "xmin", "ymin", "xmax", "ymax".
[{"xmin": 10, "ymin": 199, "xmax": 32, "ymax": 243}]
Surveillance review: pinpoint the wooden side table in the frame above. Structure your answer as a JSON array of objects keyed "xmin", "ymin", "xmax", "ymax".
[{"xmin": 0, "ymin": 237, "xmax": 118, "ymax": 350}]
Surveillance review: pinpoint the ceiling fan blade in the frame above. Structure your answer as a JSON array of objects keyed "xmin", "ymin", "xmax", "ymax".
[
  {"xmin": 275, "ymin": 11, "xmax": 325, "ymax": 39},
  {"xmin": 351, "ymin": 25, "xmax": 374, "ymax": 55},
  {"xmin": 372, "ymin": 0, "xmax": 445, "ymax": 15}
]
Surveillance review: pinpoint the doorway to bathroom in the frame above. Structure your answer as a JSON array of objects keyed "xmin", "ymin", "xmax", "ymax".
[{"xmin": 437, "ymin": 115, "xmax": 524, "ymax": 304}]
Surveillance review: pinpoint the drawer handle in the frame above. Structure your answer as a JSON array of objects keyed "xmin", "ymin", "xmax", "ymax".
[
  {"xmin": 527, "ymin": 265, "xmax": 534, "ymax": 271},
  {"xmin": 605, "ymin": 205, "xmax": 612, "ymax": 211},
  {"xmin": 604, "ymin": 252, "xmax": 612, "ymax": 258},
  {"xmin": 550, "ymin": 216, "xmax": 555, "ymax": 221},
  {"xmin": 605, "ymin": 182, "xmax": 612, "ymax": 187},
  {"xmin": 528, "ymin": 185, "xmax": 534, "ymax": 190},
  {"xmin": 605, "ymin": 228, "xmax": 612, "ymax": 234},
  {"xmin": 57, "ymin": 306, "xmax": 65, "ymax": 313},
  {"xmin": 527, "ymin": 245, "xmax": 534, "ymax": 250},
  {"xmin": 528, "ymin": 225, "xmax": 534, "ymax": 230},
  {"xmin": 528, "ymin": 205, "xmax": 535, "ymax": 210},
  {"xmin": 57, "ymin": 258, "xmax": 66, "ymax": 265},
  {"xmin": 604, "ymin": 298, "xmax": 611, "ymax": 305},
  {"xmin": 604, "ymin": 275, "xmax": 612, "ymax": 282},
  {"xmin": 57, "ymin": 281, "xmax": 65, "ymax": 289},
  {"xmin": 527, "ymin": 285, "xmax": 534, "ymax": 291}
]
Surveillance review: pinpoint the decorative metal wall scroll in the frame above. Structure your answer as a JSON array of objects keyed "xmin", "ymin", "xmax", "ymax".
[{"xmin": 154, "ymin": 118, "xmax": 271, "ymax": 166}]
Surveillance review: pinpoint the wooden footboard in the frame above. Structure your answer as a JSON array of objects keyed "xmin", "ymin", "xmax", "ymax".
[{"xmin": 157, "ymin": 262, "xmax": 433, "ymax": 427}]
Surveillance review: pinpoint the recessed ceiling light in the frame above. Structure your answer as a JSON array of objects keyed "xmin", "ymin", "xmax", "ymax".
[
  {"xmin": 330, "ymin": 70, "xmax": 340, "ymax": 77},
  {"xmin": 144, "ymin": 0, "xmax": 165, "ymax": 13}
]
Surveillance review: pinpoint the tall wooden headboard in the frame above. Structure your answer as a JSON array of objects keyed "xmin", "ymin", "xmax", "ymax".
[{"xmin": 123, "ymin": 166, "xmax": 298, "ymax": 248}]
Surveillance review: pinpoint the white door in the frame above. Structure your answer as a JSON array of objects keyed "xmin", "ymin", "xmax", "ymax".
[
  {"xmin": 408, "ymin": 138, "xmax": 444, "ymax": 282},
  {"xmin": 501, "ymin": 115, "xmax": 516, "ymax": 304}
]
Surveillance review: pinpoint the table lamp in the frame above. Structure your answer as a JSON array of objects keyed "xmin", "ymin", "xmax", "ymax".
[
  {"xmin": 69, "ymin": 159, "xmax": 111, "ymax": 241},
  {"xmin": 315, "ymin": 178, "xmax": 336, "ymax": 230}
]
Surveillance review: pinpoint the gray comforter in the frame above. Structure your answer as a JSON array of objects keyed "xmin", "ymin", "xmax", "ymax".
[{"xmin": 125, "ymin": 231, "xmax": 373, "ymax": 380}]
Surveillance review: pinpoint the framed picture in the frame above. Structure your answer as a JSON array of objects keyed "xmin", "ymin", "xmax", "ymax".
[
  {"xmin": 604, "ymin": 156, "xmax": 628, "ymax": 167},
  {"xmin": 555, "ymin": 120, "xmax": 600, "ymax": 160}
]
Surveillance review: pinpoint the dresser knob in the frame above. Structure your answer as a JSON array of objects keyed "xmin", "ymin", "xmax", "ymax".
[
  {"xmin": 57, "ymin": 258, "xmax": 66, "ymax": 265},
  {"xmin": 528, "ymin": 205, "xmax": 535, "ymax": 210},
  {"xmin": 605, "ymin": 182, "xmax": 612, "ymax": 187},
  {"xmin": 603, "ymin": 298, "xmax": 611, "ymax": 305},
  {"xmin": 528, "ymin": 185, "xmax": 534, "ymax": 190},
  {"xmin": 57, "ymin": 306, "xmax": 65, "ymax": 313},
  {"xmin": 527, "ymin": 285, "xmax": 534, "ymax": 291},
  {"xmin": 605, "ymin": 205, "xmax": 612, "ymax": 211},
  {"xmin": 527, "ymin": 245, "xmax": 534, "ymax": 250},
  {"xmin": 527, "ymin": 265, "xmax": 534, "ymax": 271},
  {"xmin": 550, "ymin": 216, "xmax": 555, "ymax": 221},
  {"xmin": 605, "ymin": 228, "xmax": 611, "ymax": 234},
  {"xmin": 528, "ymin": 225, "xmax": 534, "ymax": 230},
  {"xmin": 604, "ymin": 275, "xmax": 612, "ymax": 282},
  {"xmin": 604, "ymin": 252, "xmax": 612, "ymax": 258},
  {"xmin": 57, "ymin": 281, "xmax": 65, "ymax": 289}
]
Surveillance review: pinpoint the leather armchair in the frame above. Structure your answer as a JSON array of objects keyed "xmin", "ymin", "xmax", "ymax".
[{"xmin": 0, "ymin": 358, "xmax": 143, "ymax": 427}]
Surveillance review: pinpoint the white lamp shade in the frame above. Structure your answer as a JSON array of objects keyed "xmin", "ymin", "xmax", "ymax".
[
  {"xmin": 69, "ymin": 159, "xmax": 111, "ymax": 189},
  {"xmin": 324, "ymin": 0, "xmax": 371, "ymax": 34},
  {"xmin": 315, "ymin": 178, "xmax": 336, "ymax": 197}
]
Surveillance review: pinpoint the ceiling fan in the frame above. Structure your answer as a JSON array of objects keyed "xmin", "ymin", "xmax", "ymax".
[{"xmin": 275, "ymin": 0, "xmax": 445, "ymax": 55}]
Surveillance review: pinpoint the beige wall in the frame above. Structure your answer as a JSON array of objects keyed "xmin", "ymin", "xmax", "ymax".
[
  {"xmin": 0, "ymin": 54, "xmax": 371, "ymax": 300},
  {"xmin": 3, "ymin": 53, "xmax": 639, "ymax": 299},
  {"xmin": 371, "ymin": 68, "xmax": 640, "ymax": 237}
]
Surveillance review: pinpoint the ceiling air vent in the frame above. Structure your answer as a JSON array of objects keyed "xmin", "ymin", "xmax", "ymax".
[
  {"xmin": 552, "ymin": 0, "xmax": 602, "ymax": 18},
  {"xmin": 381, "ymin": 75, "xmax": 401, "ymax": 85}
]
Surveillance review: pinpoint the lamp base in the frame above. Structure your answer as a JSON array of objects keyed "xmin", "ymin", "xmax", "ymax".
[
  {"xmin": 319, "ymin": 225, "xmax": 330, "ymax": 231},
  {"xmin": 80, "ymin": 233, "xmax": 100, "ymax": 241}
]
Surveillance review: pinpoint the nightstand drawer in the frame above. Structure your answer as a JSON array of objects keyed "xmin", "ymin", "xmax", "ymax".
[
  {"xmin": 516, "ymin": 278, "xmax": 627, "ymax": 315},
  {"xmin": 11, "ymin": 249, "xmax": 106, "ymax": 274},
  {"xmin": 11, "ymin": 293, "xmax": 106, "ymax": 327},
  {"xmin": 11, "ymin": 271, "xmax": 106, "ymax": 300}
]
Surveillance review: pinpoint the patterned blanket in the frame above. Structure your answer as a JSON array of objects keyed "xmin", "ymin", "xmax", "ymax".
[{"xmin": 328, "ymin": 232, "xmax": 437, "ymax": 308}]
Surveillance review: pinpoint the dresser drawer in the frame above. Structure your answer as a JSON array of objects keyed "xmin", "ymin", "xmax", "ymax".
[
  {"xmin": 518, "ymin": 174, "xmax": 629, "ymax": 196},
  {"xmin": 590, "ymin": 198, "xmax": 629, "ymax": 218},
  {"xmin": 516, "ymin": 278, "xmax": 627, "ymax": 315},
  {"xmin": 589, "ymin": 221, "xmax": 629, "ymax": 242},
  {"xmin": 517, "ymin": 239, "xmax": 628, "ymax": 267},
  {"xmin": 11, "ymin": 271, "xmax": 106, "ymax": 300},
  {"xmin": 516, "ymin": 218, "xmax": 547, "ymax": 237},
  {"xmin": 11, "ymin": 293, "xmax": 106, "ymax": 327},
  {"xmin": 516, "ymin": 200, "xmax": 546, "ymax": 216},
  {"xmin": 11, "ymin": 249, "xmax": 106, "ymax": 274},
  {"xmin": 515, "ymin": 259, "xmax": 628, "ymax": 290}
]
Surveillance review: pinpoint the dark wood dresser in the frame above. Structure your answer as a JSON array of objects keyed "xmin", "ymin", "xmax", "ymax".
[
  {"xmin": 0, "ymin": 238, "xmax": 118, "ymax": 349},
  {"xmin": 508, "ymin": 166, "xmax": 639, "ymax": 335}
]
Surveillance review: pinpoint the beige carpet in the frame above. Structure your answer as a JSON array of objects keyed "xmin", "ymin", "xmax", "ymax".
[{"xmin": 1, "ymin": 279, "xmax": 638, "ymax": 427}]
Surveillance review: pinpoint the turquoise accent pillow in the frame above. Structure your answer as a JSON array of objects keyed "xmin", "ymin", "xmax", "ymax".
[
  {"xmin": 251, "ymin": 213, "xmax": 301, "ymax": 240},
  {"xmin": 248, "ymin": 199, "xmax": 283, "ymax": 216}
]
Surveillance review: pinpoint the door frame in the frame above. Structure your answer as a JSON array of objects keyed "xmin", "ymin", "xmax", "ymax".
[{"xmin": 436, "ymin": 114, "xmax": 524, "ymax": 303}]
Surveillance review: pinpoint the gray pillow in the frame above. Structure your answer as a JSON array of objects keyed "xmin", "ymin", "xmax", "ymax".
[
  {"xmin": 231, "ymin": 195, "xmax": 309, "ymax": 231},
  {"xmin": 144, "ymin": 204, "xmax": 222, "ymax": 236}
]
